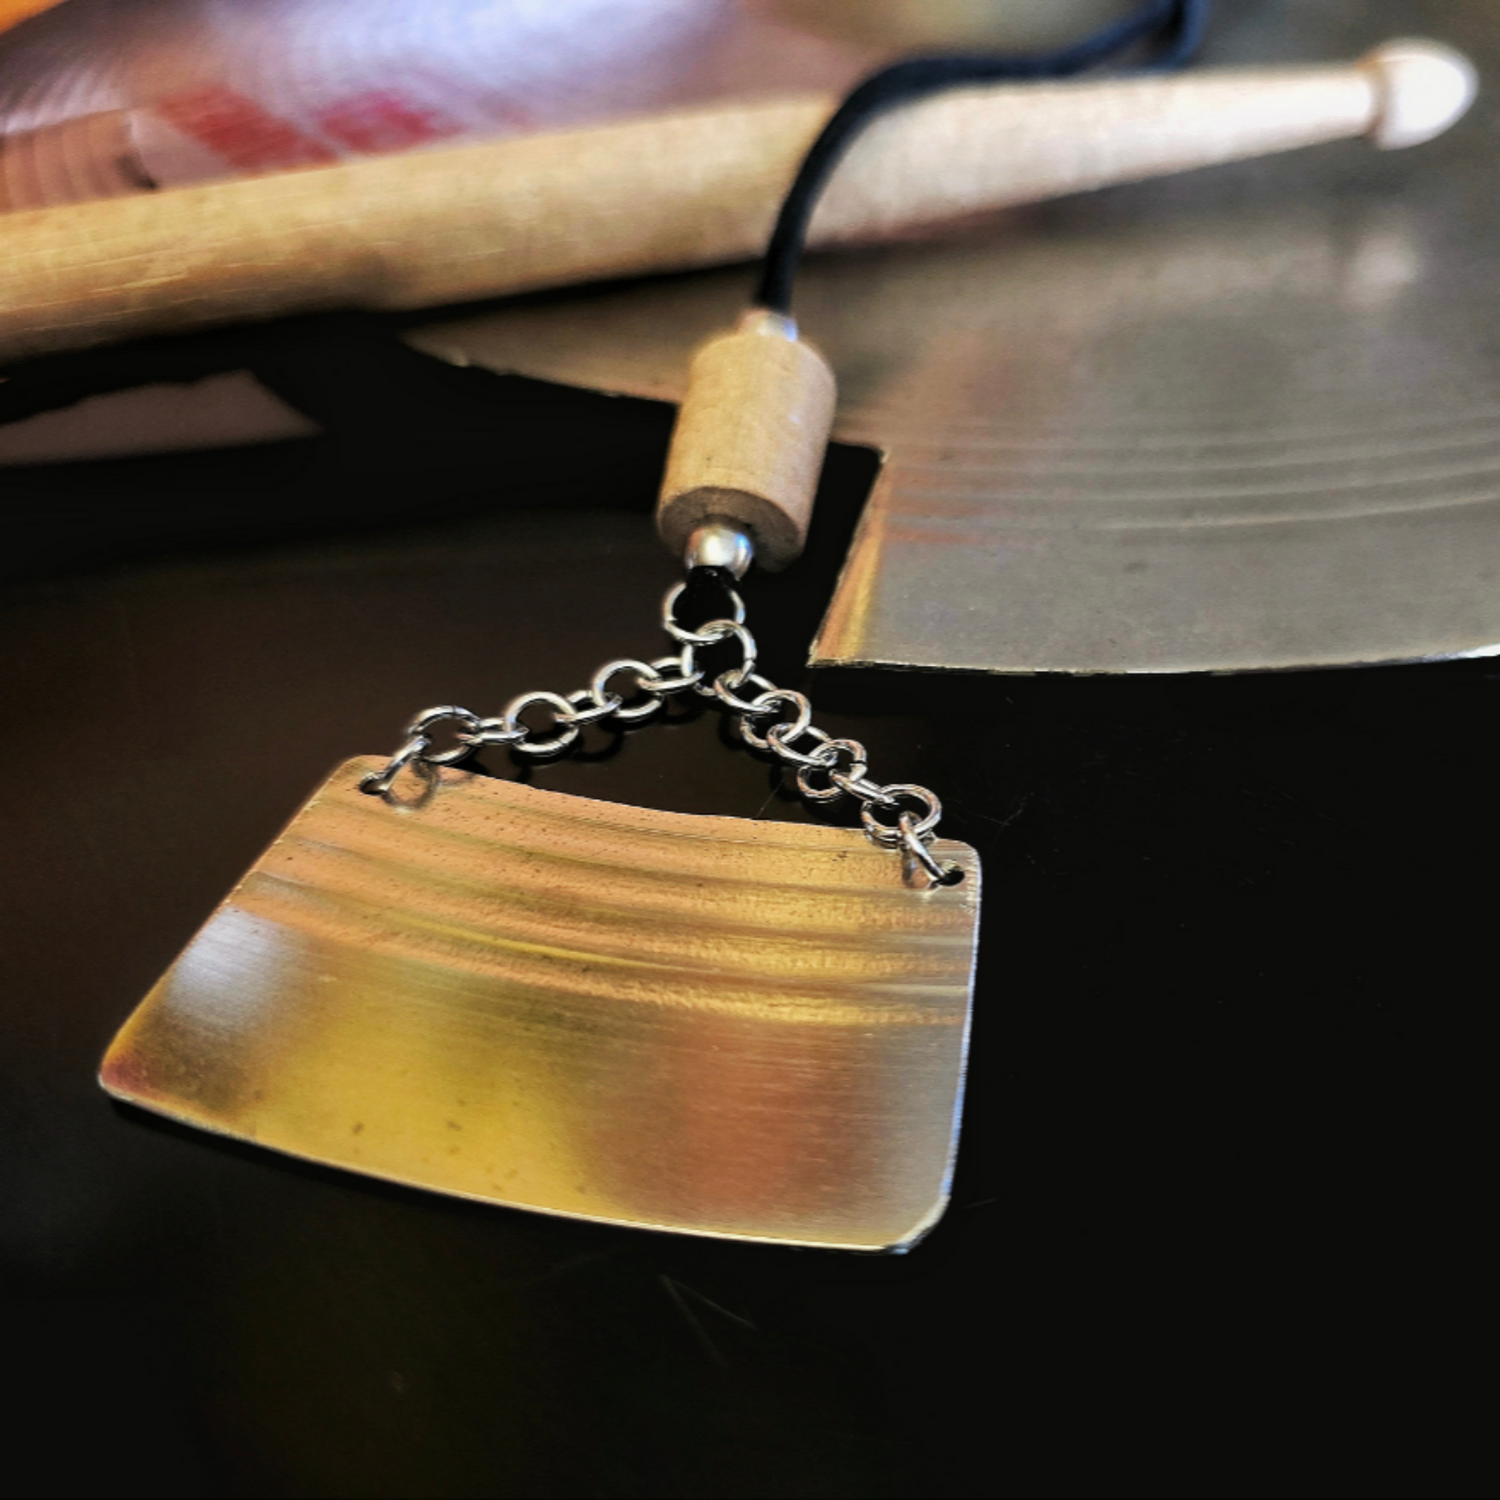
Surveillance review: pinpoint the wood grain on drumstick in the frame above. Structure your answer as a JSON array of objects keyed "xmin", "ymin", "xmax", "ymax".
[{"xmin": 0, "ymin": 41, "xmax": 1474, "ymax": 365}]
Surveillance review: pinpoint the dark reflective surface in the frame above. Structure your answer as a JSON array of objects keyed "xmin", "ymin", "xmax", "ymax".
[{"xmin": 1, "ymin": 349, "xmax": 1492, "ymax": 1496}]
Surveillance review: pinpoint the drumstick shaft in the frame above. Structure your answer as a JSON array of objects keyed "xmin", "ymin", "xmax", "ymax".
[{"xmin": 0, "ymin": 41, "xmax": 1472, "ymax": 364}]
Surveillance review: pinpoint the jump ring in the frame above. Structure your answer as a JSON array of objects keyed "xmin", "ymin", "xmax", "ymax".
[
  {"xmin": 566, "ymin": 687, "xmax": 624, "ymax": 728},
  {"xmin": 503, "ymin": 689, "xmax": 581, "ymax": 756},
  {"xmin": 661, "ymin": 581, "xmax": 746, "ymax": 644},
  {"xmin": 638, "ymin": 653, "xmax": 703, "ymax": 696},
  {"xmin": 403, "ymin": 705, "xmax": 482, "ymax": 766},
  {"xmin": 833, "ymin": 769, "xmax": 896, "ymax": 805},
  {"xmin": 461, "ymin": 716, "xmax": 525, "ymax": 748},
  {"xmin": 361, "ymin": 735, "xmax": 429, "ymax": 793},
  {"xmin": 681, "ymin": 624, "xmax": 757, "ymax": 699},
  {"xmin": 796, "ymin": 738, "xmax": 868, "ymax": 802},
  {"xmin": 591, "ymin": 659, "xmax": 663, "ymax": 725},
  {"xmin": 712, "ymin": 670, "xmax": 778, "ymax": 716},
  {"xmin": 766, "ymin": 722, "xmax": 832, "ymax": 768},
  {"xmin": 899, "ymin": 818, "xmax": 961, "ymax": 885},
  {"xmin": 860, "ymin": 784, "xmax": 942, "ymax": 846},
  {"xmin": 740, "ymin": 690, "xmax": 811, "ymax": 751}
]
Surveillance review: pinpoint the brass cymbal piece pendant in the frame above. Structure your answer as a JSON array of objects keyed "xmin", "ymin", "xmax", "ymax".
[
  {"xmin": 101, "ymin": 564, "xmax": 980, "ymax": 1250},
  {"xmin": 101, "ymin": 758, "xmax": 980, "ymax": 1250}
]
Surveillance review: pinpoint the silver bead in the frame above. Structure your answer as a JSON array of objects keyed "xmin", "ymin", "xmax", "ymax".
[{"xmin": 684, "ymin": 518, "xmax": 754, "ymax": 579}]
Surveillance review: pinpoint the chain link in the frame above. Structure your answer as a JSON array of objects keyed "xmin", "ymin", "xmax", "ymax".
[{"xmin": 363, "ymin": 584, "xmax": 960, "ymax": 885}]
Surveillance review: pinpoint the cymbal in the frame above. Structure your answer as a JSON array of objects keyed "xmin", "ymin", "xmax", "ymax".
[{"xmin": 413, "ymin": 0, "xmax": 1500, "ymax": 674}]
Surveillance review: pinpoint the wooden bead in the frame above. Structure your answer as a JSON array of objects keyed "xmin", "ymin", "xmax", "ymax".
[{"xmin": 657, "ymin": 311, "xmax": 837, "ymax": 571}]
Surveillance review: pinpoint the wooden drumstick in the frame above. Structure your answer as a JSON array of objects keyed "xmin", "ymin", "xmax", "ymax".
[{"xmin": 0, "ymin": 39, "xmax": 1475, "ymax": 373}]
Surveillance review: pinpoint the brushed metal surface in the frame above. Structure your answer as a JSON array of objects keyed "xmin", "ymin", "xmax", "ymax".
[
  {"xmin": 100, "ymin": 758, "xmax": 981, "ymax": 1251},
  {"xmin": 409, "ymin": 0, "xmax": 1500, "ymax": 674}
]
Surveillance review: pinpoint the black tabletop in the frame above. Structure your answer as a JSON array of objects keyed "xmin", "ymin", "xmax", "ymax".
[{"xmin": 1, "ymin": 321, "xmax": 1490, "ymax": 1498}]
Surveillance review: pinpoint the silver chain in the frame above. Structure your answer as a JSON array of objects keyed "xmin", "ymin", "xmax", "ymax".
[{"xmin": 363, "ymin": 583, "xmax": 959, "ymax": 886}]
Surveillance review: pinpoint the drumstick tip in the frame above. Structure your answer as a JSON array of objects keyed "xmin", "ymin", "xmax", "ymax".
[{"xmin": 1363, "ymin": 38, "xmax": 1478, "ymax": 150}]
